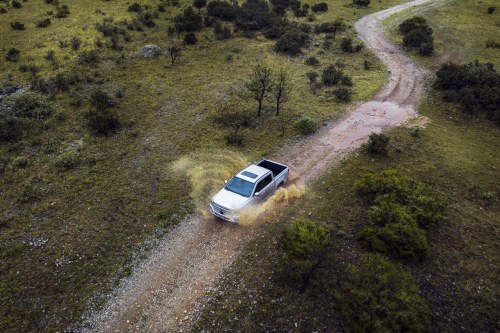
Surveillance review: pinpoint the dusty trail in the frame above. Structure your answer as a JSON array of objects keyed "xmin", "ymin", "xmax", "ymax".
[{"xmin": 81, "ymin": 1, "xmax": 444, "ymax": 332}]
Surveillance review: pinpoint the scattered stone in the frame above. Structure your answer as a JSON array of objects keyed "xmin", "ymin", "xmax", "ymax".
[{"xmin": 137, "ymin": 45, "xmax": 166, "ymax": 58}]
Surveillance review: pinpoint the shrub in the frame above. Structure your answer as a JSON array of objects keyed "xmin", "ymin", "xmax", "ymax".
[
  {"xmin": 55, "ymin": 4, "xmax": 70, "ymax": 18},
  {"xmin": 225, "ymin": 131, "xmax": 245, "ymax": 146},
  {"xmin": 193, "ymin": 0, "xmax": 207, "ymax": 11},
  {"xmin": 332, "ymin": 87, "xmax": 351, "ymax": 102},
  {"xmin": 434, "ymin": 61, "xmax": 500, "ymax": 124},
  {"xmin": 5, "ymin": 92, "xmax": 53, "ymax": 120},
  {"xmin": 487, "ymin": 6, "xmax": 495, "ymax": 14},
  {"xmin": 294, "ymin": 116, "xmax": 316, "ymax": 135},
  {"xmin": 184, "ymin": 32, "xmax": 198, "ymax": 45},
  {"xmin": 76, "ymin": 50, "xmax": 99, "ymax": 64},
  {"xmin": 314, "ymin": 19, "xmax": 346, "ymax": 34},
  {"xmin": 403, "ymin": 27, "xmax": 433, "ymax": 48},
  {"xmin": 335, "ymin": 254, "xmax": 430, "ymax": 332},
  {"xmin": 352, "ymin": 0, "xmax": 370, "ymax": 7},
  {"xmin": 311, "ymin": 2, "xmax": 328, "ymax": 13},
  {"xmin": 361, "ymin": 222, "xmax": 429, "ymax": 261},
  {"xmin": 174, "ymin": 6, "xmax": 203, "ymax": 32},
  {"xmin": 0, "ymin": 117, "xmax": 24, "ymax": 141},
  {"xmin": 12, "ymin": 1, "xmax": 22, "ymax": 8},
  {"xmin": 10, "ymin": 21, "xmax": 25, "ymax": 30},
  {"xmin": 366, "ymin": 132, "xmax": 390, "ymax": 155},
  {"xmin": 44, "ymin": 50, "xmax": 56, "ymax": 61},
  {"xmin": 399, "ymin": 17, "xmax": 434, "ymax": 56},
  {"xmin": 37, "ymin": 18, "xmax": 51, "ymax": 28},
  {"xmin": 71, "ymin": 36, "xmax": 81, "ymax": 51},
  {"xmin": 55, "ymin": 150, "xmax": 78, "ymax": 170},
  {"xmin": 85, "ymin": 108, "xmax": 119, "ymax": 136},
  {"xmin": 363, "ymin": 60, "xmax": 372, "ymax": 70},
  {"xmin": 207, "ymin": 0, "xmax": 239, "ymax": 21},
  {"xmin": 13, "ymin": 156, "xmax": 28, "ymax": 168},
  {"xmin": 305, "ymin": 56, "xmax": 320, "ymax": 66},
  {"xmin": 6, "ymin": 48, "xmax": 20, "ymax": 62},
  {"xmin": 127, "ymin": 2, "xmax": 142, "ymax": 12},
  {"xmin": 279, "ymin": 219, "xmax": 330, "ymax": 290},
  {"xmin": 138, "ymin": 11, "xmax": 156, "ymax": 28},
  {"xmin": 214, "ymin": 22, "xmax": 232, "ymax": 40},
  {"xmin": 321, "ymin": 64, "xmax": 345, "ymax": 86},
  {"xmin": 235, "ymin": 0, "xmax": 274, "ymax": 31},
  {"xmin": 0, "ymin": 7, "xmax": 7, "ymax": 14},
  {"xmin": 275, "ymin": 26, "xmax": 309, "ymax": 56},
  {"xmin": 398, "ymin": 16, "xmax": 427, "ymax": 34},
  {"xmin": 340, "ymin": 37, "xmax": 354, "ymax": 53}
]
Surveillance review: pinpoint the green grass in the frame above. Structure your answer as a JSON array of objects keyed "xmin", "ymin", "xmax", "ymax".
[
  {"xmin": 0, "ymin": 0, "xmax": 410, "ymax": 332},
  {"xmin": 194, "ymin": 1, "xmax": 500, "ymax": 332}
]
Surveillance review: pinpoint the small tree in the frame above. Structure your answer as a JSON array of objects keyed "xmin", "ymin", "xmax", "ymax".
[
  {"xmin": 6, "ymin": 48, "xmax": 20, "ymax": 62},
  {"xmin": 85, "ymin": 89, "xmax": 119, "ymax": 135},
  {"xmin": 168, "ymin": 45, "xmax": 182, "ymax": 65},
  {"xmin": 273, "ymin": 68, "xmax": 292, "ymax": 115},
  {"xmin": 246, "ymin": 64, "xmax": 273, "ymax": 117},
  {"xmin": 193, "ymin": 0, "xmax": 207, "ymax": 12},
  {"xmin": 353, "ymin": 0, "xmax": 370, "ymax": 7},
  {"xmin": 279, "ymin": 219, "xmax": 330, "ymax": 292}
]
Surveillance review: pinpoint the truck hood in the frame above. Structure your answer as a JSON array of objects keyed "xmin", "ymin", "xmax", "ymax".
[{"xmin": 212, "ymin": 188, "xmax": 250, "ymax": 210}]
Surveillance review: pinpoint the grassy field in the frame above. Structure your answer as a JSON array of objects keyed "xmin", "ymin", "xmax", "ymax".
[
  {"xmin": 0, "ymin": 0, "xmax": 412, "ymax": 332},
  {"xmin": 193, "ymin": 0, "xmax": 500, "ymax": 332}
]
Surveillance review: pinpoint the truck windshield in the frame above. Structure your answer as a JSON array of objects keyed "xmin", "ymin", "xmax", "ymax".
[{"xmin": 225, "ymin": 177, "xmax": 254, "ymax": 197}]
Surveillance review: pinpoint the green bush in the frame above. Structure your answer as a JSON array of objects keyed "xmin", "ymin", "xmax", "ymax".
[
  {"xmin": 6, "ymin": 48, "xmax": 20, "ymax": 62},
  {"xmin": 361, "ymin": 222, "xmax": 429, "ymax": 261},
  {"xmin": 366, "ymin": 132, "xmax": 390, "ymax": 155},
  {"xmin": 12, "ymin": 1, "xmax": 22, "ymax": 8},
  {"xmin": 335, "ymin": 254, "xmax": 429, "ymax": 332},
  {"xmin": 184, "ymin": 32, "xmax": 198, "ymax": 45},
  {"xmin": 352, "ymin": 0, "xmax": 370, "ymax": 7},
  {"xmin": 305, "ymin": 56, "xmax": 320, "ymax": 66},
  {"xmin": 5, "ymin": 92, "xmax": 53, "ymax": 120},
  {"xmin": 332, "ymin": 87, "xmax": 351, "ymax": 102},
  {"xmin": 321, "ymin": 64, "xmax": 345, "ymax": 86},
  {"xmin": 311, "ymin": 2, "xmax": 328, "ymax": 13},
  {"xmin": 294, "ymin": 116, "xmax": 316, "ymax": 135},
  {"xmin": 275, "ymin": 26, "xmax": 309, "ymax": 56},
  {"xmin": 55, "ymin": 4, "xmax": 70, "ymax": 18},
  {"xmin": 225, "ymin": 131, "xmax": 245, "ymax": 146},
  {"xmin": 37, "ymin": 18, "xmax": 51, "ymax": 28},
  {"xmin": 13, "ymin": 156, "xmax": 28, "ymax": 168},
  {"xmin": 399, "ymin": 16, "xmax": 434, "ymax": 56},
  {"xmin": 10, "ymin": 21, "xmax": 25, "ymax": 30},
  {"xmin": 279, "ymin": 219, "xmax": 330, "ymax": 290},
  {"xmin": 55, "ymin": 150, "xmax": 78, "ymax": 170}
]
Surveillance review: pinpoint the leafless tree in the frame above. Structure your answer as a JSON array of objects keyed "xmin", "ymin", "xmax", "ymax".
[
  {"xmin": 168, "ymin": 45, "xmax": 182, "ymax": 65},
  {"xmin": 245, "ymin": 64, "xmax": 273, "ymax": 117},
  {"xmin": 274, "ymin": 68, "xmax": 292, "ymax": 115}
]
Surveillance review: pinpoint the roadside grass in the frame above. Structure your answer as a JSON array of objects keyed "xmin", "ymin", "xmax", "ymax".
[{"xmin": 0, "ymin": 0, "xmax": 411, "ymax": 332}]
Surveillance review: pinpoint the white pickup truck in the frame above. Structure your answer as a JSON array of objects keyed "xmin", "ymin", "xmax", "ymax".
[{"xmin": 209, "ymin": 159, "xmax": 289, "ymax": 222}]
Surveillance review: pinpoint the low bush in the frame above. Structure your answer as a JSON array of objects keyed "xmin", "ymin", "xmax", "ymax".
[
  {"xmin": 275, "ymin": 25, "xmax": 309, "ymax": 56},
  {"xmin": 279, "ymin": 219, "xmax": 329, "ymax": 291},
  {"xmin": 487, "ymin": 6, "xmax": 495, "ymax": 14},
  {"xmin": 128, "ymin": 2, "xmax": 142, "ymax": 12},
  {"xmin": 13, "ymin": 156, "xmax": 28, "ymax": 168},
  {"xmin": 434, "ymin": 61, "xmax": 500, "ymax": 124},
  {"xmin": 294, "ymin": 116, "xmax": 316, "ymax": 135},
  {"xmin": 5, "ymin": 92, "xmax": 53, "ymax": 120},
  {"xmin": 399, "ymin": 16, "xmax": 434, "ymax": 56},
  {"xmin": 366, "ymin": 132, "xmax": 390, "ymax": 156},
  {"xmin": 55, "ymin": 4, "xmax": 70, "ymax": 18},
  {"xmin": 314, "ymin": 19, "xmax": 346, "ymax": 34},
  {"xmin": 353, "ymin": 0, "xmax": 370, "ymax": 7},
  {"xmin": 37, "ymin": 18, "xmax": 51, "ymax": 28},
  {"xmin": 321, "ymin": 65, "xmax": 346, "ymax": 86},
  {"xmin": 225, "ymin": 131, "xmax": 245, "ymax": 146},
  {"xmin": 6, "ymin": 48, "xmax": 20, "ymax": 62},
  {"xmin": 12, "ymin": 1, "xmax": 22, "ymax": 8},
  {"xmin": 76, "ymin": 50, "xmax": 99, "ymax": 64},
  {"xmin": 311, "ymin": 2, "xmax": 328, "ymax": 13},
  {"xmin": 85, "ymin": 90, "xmax": 119, "ymax": 135},
  {"xmin": 213, "ymin": 22, "xmax": 232, "ymax": 40},
  {"xmin": 207, "ymin": 0, "xmax": 239, "ymax": 21},
  {"xmin": 335, "ymin": 254, "xmax": 429, "ymax": 332},
  {"xmin": 55, "ymin": 150, "xmax": 78, "ymax": 170},
  {"xmin": 0, "ymin": 7, "xmax": 7, "ymax": 14},
  {"xmin": 305, "ymin": 56, "xmax": 320, "ymax": 66},
  {"xmin": 184, "ymin": 32, "xmax": 198, "ymax": 45},
  {"xmin": 138, "ymin": 11, "xmax": 157, "ymax": 28},
  {"xmin": 71, "ymin": 36, "xmax": 81, "ymax": 51},
  {"xmin": 10, "ymin": 21, "xmax": 25, "ymax": 30},
  {"xmin": 332, "ymin": 87, "xmax": 352, "ymax": 102}
]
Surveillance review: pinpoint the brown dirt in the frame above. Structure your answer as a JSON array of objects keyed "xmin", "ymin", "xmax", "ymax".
[{"xmin": 80, "ymin": 1, "xmax": 447, "ymax": 332}]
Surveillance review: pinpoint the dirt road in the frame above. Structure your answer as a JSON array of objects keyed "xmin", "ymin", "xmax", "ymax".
[{"xmin": 81, "ymin": 1, "xmax": 443, "ymax": 332}]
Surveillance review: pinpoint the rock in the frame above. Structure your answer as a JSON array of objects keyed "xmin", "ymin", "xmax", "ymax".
[{"xmin": 138, "ymin": 45, "xmax": 166, "ymax": 58}]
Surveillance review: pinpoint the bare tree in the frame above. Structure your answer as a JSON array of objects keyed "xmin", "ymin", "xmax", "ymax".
[
  {"xmin": 274, "ymin": 68, "xmax": 292, "ymax": 115},
  {"xmin": 168, "ymin": 45, "xmax": 182, "ymax": 65},
  {"xmin": 245, "ymin": 64, "xmax": 273, "ymax": 117}
]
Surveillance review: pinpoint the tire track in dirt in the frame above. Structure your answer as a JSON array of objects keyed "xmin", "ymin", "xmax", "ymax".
[{"xmin": 80, "ymin": 1, "xmax": 446, "ymax": 332}]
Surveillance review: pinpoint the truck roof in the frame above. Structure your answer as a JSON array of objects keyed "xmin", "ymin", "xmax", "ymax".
[{"xmin": 236, "ymin": 164, "xmax": 270, "ymax": 183}]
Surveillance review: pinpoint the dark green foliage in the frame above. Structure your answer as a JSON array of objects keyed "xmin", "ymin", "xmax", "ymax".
[
  {"xmin": 225, "ymin": 130, "xmax": 244, "ymax": 146},
  {"xmin": 235, "ymin": 0, "xmax": 274, "ymax": 31},
  {"xmin": 399, "ymin": 16, "xmax": 434, "ymax": 56},
  {"xmin": 213, "ymin": 22, "xmax": 232, "ymax": 39},
  {"xmin": 193, "ymin": 0, "xmax": 207, "ymax": 11},
  {"xmin": 355, "ymin": 170, "xmax": 446, "ymax": 260},
  {"xmin": 279, "ymin": 219, "xmax": 329, "ymax": 291},
  {"xmin": 353, "ymin": 0, "xmax": 370, "ymax": 7},
  {"xmin": 55, "ymin": 150, "xmax": 78, "ymax": 170},
  {"xmin": 335, "ymin": 254, "xmax": 429, "ymax": 332},
  {"xmin": 6, "ymin": 92, "xmax": 53, "ymax": 120},
  {"xmin": 127, "ymin": 2, "xmax": 142, "ymax": 12},
  {"xmin": 85, "ymin": 90, "xmax": 119, "ymax": 136},
  {"xmin": 138, "ymin": 11, "xmax": 157, "ymax": 28},
  {"xmin": 174, "ymin": 6, "xmax": 203, "ymax": 33},
  {"xmin": 364, "ymin": 60, "xmax": 372, "ymax": 70},
  {"xmin": 19, "ymin": 64, "xmax": 40, "ymax": 76},
  {"xmin": 293, "ymin": 3, "xmax": 309, "ymax": 17},
  {"xmin": 37, "ymin": 18, "xmax": 51, "ymax": 28},
  {"xmin": 76, "ymin": 50, "xmax": 99, "ymax": 64},
  {"xmin": 275, "ymin": 25, "xmax": 309, "ymax": 55},
  {"xmin": 314, "ymin": 19, "xmax": 346, "ymax": 34},
  {"xmin": 10, "ymin": 21, "xmax": 25, "ymax": 30},
  {"xmin": 55, "ymin": 4, "xmax": 70, "ymax": 18},
  {"xmin": 434, "ymin": 61, "xmax": 500, "ymax": 124},
  {"xmin": 305, "ymin": 56, "xmax": 319, "ymax": 66},
  {"xmin": 294, "ymin": 116, "xmax": 316, "ymax": 135},
  {"xmin": 321, "ymin": 65, "xmax": 346, "ymax": 86},
  {"xmin": 311, "ymin": 2, "xmax": 327, "ymax": 13},
  {"xmin": 487, "ymin": 6, "xmax": 495, "ymax": 14},
  {"xmin": 0, "ymin": 7, "xmax": 7, "ymax": 14},
  {"xmin": 6, "ymin": 48, "xmax": 20, "ymax": 62},
  {"xmin": 206, "ymin": 0, "xmax": 239, "ymax": 21},
  {"xmin": 332, "ymin": 87, "xmax": 352, "ymax": 102},
  {"xmin": 89, "ymin": 89, "xmax": 113, "ymax": 111},
  {"xmin": 11, "ymin": 0, "xmax": 22, "ymax": 8},
  {"xmin": 366, "ymin": 132, "xmax": 390, "ymax": 156},
  {"xmin": 71, "ymin": 36, "xmax": 81, "ymax": 51},
  {"xmin": 340, "ymin": 37, "xmax": 353, "ymax": 53},
  {"xmin": 44, "ymin": 50, "xmax": 56, "ymax": 61},
  {"xmin": 184, "ymin": 32, "xmax": 198, "ymax": 45}
]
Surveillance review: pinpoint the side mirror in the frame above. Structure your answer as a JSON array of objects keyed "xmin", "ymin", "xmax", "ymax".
[
  {"xmin": 254, "ymin": 192, "xmax": 260, "ymax": 197},
  {"xmin": 224, "ymin": 180, "xmax": 228, "ymax": 184}
]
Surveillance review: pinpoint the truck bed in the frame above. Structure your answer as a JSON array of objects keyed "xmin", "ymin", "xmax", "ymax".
[{"xmin": 257, "ymin": 160, "xmax": 287, "ymax": 178}]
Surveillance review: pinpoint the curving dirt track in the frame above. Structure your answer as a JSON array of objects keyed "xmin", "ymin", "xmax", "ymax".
[{"xmin": 81, "ymin": 1, "xmax": 444, "ymax": 332}]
